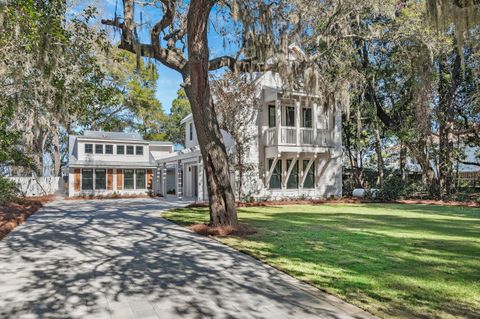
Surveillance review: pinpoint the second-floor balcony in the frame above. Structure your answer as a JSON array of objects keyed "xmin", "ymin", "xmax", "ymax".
[{"xmin": 265, "ymin": 126, "xmax": 335, "ymax": 147}]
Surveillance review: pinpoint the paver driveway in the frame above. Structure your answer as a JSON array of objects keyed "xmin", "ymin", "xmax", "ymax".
[{"xmin": 0, "ymin": 199, "xmax": 375, "ymax": 319}]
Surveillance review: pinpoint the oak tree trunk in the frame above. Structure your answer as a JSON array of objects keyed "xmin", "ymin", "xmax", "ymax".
[{"xmin": 186, "ymin": 0, "xmax": 238, "ymax": 227}]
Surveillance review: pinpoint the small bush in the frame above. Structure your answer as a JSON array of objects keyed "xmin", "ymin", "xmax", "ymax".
[
  {"xmin": 0, "ymin": 176, "xmax": 19, "ymax": 205},
  {"xmin": 377, "ymin": 175, "xmax": 406, "ymax": 201}
]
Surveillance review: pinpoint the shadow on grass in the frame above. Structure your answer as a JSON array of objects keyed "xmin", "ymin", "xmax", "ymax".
[
  {"xmin": 0, "ymin": 199, "xmax": 370, "ymax": 319},
  {"xmin": 170, "ymin": 203, "xmax": 480, "ymax": 318}
]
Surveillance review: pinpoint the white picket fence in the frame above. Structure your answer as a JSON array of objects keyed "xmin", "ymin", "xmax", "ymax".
[{"xmin": 7, "ymin": 177, "xmax": 63, "ymax": 196}]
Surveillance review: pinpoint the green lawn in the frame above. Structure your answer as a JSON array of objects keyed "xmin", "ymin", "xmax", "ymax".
[{"xmin": 163, "ymin": 204, "xmax": 480, "ymax": 319}]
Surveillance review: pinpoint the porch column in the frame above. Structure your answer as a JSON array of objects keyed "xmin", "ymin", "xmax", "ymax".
[
  {"xmin": 295, "ymin": 99, "xmax": 301, "ymax": 145},
  {"xmin": 335, "ymin": 107, "xmax": 342, "ymax": 148},
  {"xmin": 275, "ymin": 96, "xmax": 281, "ymax": 145},
  {"xmin": 313, "ymin": 102, "xmax": 318, "ymax": 144},
  {"xmin": 177, "ymin": 160, "xmax": 183, "ymax": 199},
  {"xmin": 197, "ymin": 156, "xmax": 203, "ymax": 201}
]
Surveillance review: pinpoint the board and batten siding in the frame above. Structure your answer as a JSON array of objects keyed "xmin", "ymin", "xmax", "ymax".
[
  {"xmin": 116, "ymin": 169, "xmax": 123, "ymax": 190},
  {"xmin": 74, "ymin": 168, "xmax": 81, "ymax": 192}
]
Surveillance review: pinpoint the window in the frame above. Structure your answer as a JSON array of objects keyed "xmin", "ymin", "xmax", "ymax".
[
  {"xmin": 303, "ymin": 160, "xmax": 315, "ymax": 189},
  {"xmin": 105, "ymin": 145, "xmax": 113, "ymax": 154},
  {"xmin": 95, "ymin": 169, "xmax": 106, "ymax": 190},
  {"xmin": 302, "ymin": 108, "xmax": 312, "ymax": 128},
  {"xmin": 85, "ymin": 144, "xmax": 93, "ymax": 154},
  {"xmin": 268, "ymin": 105, "xmax": 276, "ymax": 128},
  {"xmin": 286, "ymin": 160, "xmax": 299, "ymax": 189},
  {"xmin": 124, "ymin": 169, "xmax": 134, "ymax": 189},
  {"xmin": 117, "ymin": 145, "xmax": 125, "ymax": 155},
  {"xmin": 126, "ymin": 145, "xmax": 134, "ymax": 155},
  {"xmin": 82, "ymin": 169, "xmax": 93, "ymax": 190},
  {"xmin": 286, "ymin": 106, "xmax": 295, "ymax": 127},
  {"xmin": 269, "ymin": 159, "xmax": 282, "ymax": 189},
  {"xmin": 136, "ymin": 146, "xmax": 144, "ymax": 155},
  {"xmin": 135, "ymin": 169, "xmax": 146, "ymax": 189},
  {"xmin": 189, "ymin": 123, "xmax": 193, "ymax": 141},
  {"xmin": 95, "ymin": 144, "xmax": 103, "ymax": 154}
]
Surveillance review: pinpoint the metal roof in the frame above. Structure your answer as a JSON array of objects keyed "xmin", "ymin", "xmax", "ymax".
[
  {"xmin": 68, "ymin": 160, "xmax": 156, "ymax": 168},
  {"xmin": 83, "ymin": 131, "xmax": 144, "ymax": 141}
]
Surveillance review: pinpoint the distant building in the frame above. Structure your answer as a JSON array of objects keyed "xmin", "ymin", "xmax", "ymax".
[{"xmin": 67, "ymin": 131, "xmax": 173, "ymax": 197}]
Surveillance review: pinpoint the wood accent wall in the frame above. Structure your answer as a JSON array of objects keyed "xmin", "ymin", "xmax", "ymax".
[
  {"xmin": 117, "ymin": 169, "xmax": 123, "ymax": 190},
  {"xmin": 74, "ymin": 168, "xmax": 81, "ymax": 192},
  {"xmin": 147, "ymin": 169, "xmax": 153, "ymax": 190},
  {"xmin": 107, "ymin": 169, "xmax": 113, "ymax": 190}
]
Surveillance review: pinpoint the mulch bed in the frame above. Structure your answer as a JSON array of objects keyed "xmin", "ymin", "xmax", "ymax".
[
  {"xmin": 189, "ymin": 223, "xmax": 257, "ymax": 237},
  {"xmin": 0, "ymin": 196, "xmax": 53, "ymax": 240},
  {"xmin": 187, "ymin": 197, "xmax": 480, "ymax": 208}
]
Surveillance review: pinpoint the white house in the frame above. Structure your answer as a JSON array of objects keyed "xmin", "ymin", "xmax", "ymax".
[
  {"xmin": 67, "ymin": 131, "xmax": 173, "ymax": 197},
  {"xmin": 156, "ymin": 71, "xmax": 343, "ymax": 201}
]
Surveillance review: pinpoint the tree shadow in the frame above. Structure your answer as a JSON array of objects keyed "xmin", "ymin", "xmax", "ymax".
[
  {"xmin": 226, "ymin": 204, "xmax": 480, "ymax": 318},
  {"xmin": 0, "ymin": 199, "xmax": 371, "ymax": 319}
]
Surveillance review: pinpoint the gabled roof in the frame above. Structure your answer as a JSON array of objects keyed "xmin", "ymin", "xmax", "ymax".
[
  {"xmin": 180, "ymin": 113, "xmax": 193, "ymax": 125},
  {"xmin": 83, "ymin": 130, "xmax": 144, "ymax": 141}
]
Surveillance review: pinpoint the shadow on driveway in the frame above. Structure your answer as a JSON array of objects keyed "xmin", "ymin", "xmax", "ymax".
[{"xmin": 0, "ymin": 198, "xmax": 374, "ymax": 319}]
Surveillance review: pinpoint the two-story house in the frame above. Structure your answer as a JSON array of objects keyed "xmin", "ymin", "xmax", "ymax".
[
  {"xmin": 67, "ymin": 131, "xmax": 173, "ymax": 197},
  {"xmin": 156, "ymin": 71, "xmax": 342, "ymax": 201}
]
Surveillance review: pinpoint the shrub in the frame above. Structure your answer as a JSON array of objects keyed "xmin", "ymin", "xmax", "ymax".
[
  {"xmin": 377, "ymin": 175, "xmax": 406, "ymax": 201},
  {"xmin": 0, "ymin": 176, "xmax": 19, "ymax": 205}
]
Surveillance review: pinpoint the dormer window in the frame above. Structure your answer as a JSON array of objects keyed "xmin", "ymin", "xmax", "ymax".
[
  {"xmin": 85, "ymin": 144, "xmax": 93, "ymax": 154},
  {"xmin": 105, "ymin": 145, "xmax": 113, "ymax": 154},
  {"xmin": 136, "ymin": 146, "xmax": 144, "ymax": 155},
  {"xmin": 95, "ymin": 144, "xmax": 103, "ymax": 154},
  {"xmin": 117, "ymin": 145, "xmax": 125, "ymax": 154},
  {"xmin": 189, "ymin": 123, "xmax": 193, "ymax": 141},
  {"xmin": 126, "ymin": 145, "xmax": 134, "ymax": 155}
]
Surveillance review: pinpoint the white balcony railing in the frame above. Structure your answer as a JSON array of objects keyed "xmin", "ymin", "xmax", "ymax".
[
  {"xmin": 315, "ymin": 129, "xmax": 334, "ymax": 146},
  {"xmin": 301, "ymin": 128, "xmax": 314, "ymax": 144},
  {"xmin": 280, "ymin": 127, "xmax": 297, "ymax": 144},
  {"xmin": 265, "ymin": 126, "xmax": 335, "ymax": 147},
  {"xmin": 265, "ymin": 127, "xmax": 276, "ymax": 145}
]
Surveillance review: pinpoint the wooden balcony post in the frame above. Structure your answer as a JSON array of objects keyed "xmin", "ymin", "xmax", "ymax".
[
  {"xmin": 313, "ymin": 102, "xmax": 318, "ymax": 144},
  {"xmin": 275, "ymin": 97, "xmax": 281, "ymax": 145},
  {"xmin": 295, "ymin": 100, "xmax": 301, "ymax": 145}
]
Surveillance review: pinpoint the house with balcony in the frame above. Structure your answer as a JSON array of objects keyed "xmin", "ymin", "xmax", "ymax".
[
  {"xmin": 156, "ymin": 71, "xmax": 342, "ymax": 201},
  {"xmin": 67, "ymin": 131, "xmax": 174, "ymax": 197}
]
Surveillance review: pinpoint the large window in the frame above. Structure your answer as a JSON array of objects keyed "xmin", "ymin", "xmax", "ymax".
[
  {"xmin": 286, "ymin": 106, "xmax": 295, "ymax": 127},
  {"xmin": 302, "ymin": 108, "xmax": 312, "ymax": 128},
  {"xmin": 124, "ymin": 169, "xmax": 134, "ymax": 189},
  {"xmin": 189, "ymin": 123, "xmax": 193, "ymax": 141},
  {"xmin": 269, "ymin": 159, "xmax": 282, "ymax": 189},
  {"xmin": 105, "ymin": 145, "xmax": 113, "ymax": 154},
  {"xmin": 136, "ymin": 146, "xmax": 144, "ymax": 155},
  {"xmin": 95, "ymin": 144, "xmax": 103, "ymax": 154},
  {"xmin": 303, "ymin": 160, "xmax": 315, "ymax": 189},
  {"xmin": 95, "ymin": 169, "xmax": 106, "ymax": 190},
  {"xmin": 286, "ymin": 160, "xmax": 299, "ymax": 189},
  {"xmin": 268, "ymin": 105, "xmax": 276, "ymax": 128},
  {"xmin": 126, "ymin": 145, "xmax": 134, "ymax": 155},
  {"xmin": 117, "ymin": 145, "xmax": 125, "ymax": 155},
  {"xmin": 85, "ymin": 144, "xmax": 93, "ymax": 154},
  {"xmin": 82, "ymin": 169, "xmax": 93, "ymax": 190},
  {"xmin": 135, "ymin": 169, "xmax": 146, "ymax": 189}
]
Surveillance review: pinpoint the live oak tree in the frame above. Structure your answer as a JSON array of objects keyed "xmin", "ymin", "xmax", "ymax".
[{"xmin": 102, "ymin": 0, "xmax": 299, "ymax": 226}]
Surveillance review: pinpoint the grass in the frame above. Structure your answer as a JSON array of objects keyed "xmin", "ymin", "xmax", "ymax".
[{"xmin": 163, "ymin": 203, "xmax": 480, "ymax": 319}]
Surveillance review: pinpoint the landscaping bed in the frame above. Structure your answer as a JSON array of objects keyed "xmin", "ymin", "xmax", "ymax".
[
  {"xmin": 163, "ymin": 203, "xmax": 480, "ymax": 319},
  {"xmin": 0, "ymin": 196, "xmax": 52, "ymax": 240}
]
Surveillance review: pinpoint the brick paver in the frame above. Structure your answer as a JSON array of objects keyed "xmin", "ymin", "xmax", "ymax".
[{"xmin": 0, "ymin": 198, "xmax": 376, "ymax": 319}]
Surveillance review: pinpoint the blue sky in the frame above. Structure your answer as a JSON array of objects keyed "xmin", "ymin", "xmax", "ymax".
[{"xmin": 76, "ymin": 1, "xmax": 238, "ymax": 114}]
